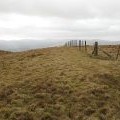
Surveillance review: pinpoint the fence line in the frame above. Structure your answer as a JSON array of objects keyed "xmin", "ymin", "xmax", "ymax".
[
  {"xmin": 64, "ymin": 40, "xmax": 120, "ymax": 60},
  {"xmin": 65, "ymin": 40, "xmax": 87, "ymax": 52},
  {"xmin": 92, "ymin": 42, "xmax": 120, "ymax": 60}
]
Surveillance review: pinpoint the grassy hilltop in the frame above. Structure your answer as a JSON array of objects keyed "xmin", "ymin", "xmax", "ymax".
[{"xmin": 0, "ymin": 47, "xmax": 120, "ymax": 120}]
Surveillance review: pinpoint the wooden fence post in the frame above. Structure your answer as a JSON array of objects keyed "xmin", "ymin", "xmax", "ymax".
[
  {"xmin": 73, "ymin": 40, "xmax": 74, "ymax": 47},
  {"xmin": 82, "ymin": 40, "xmax": 84, "ymax": 51},
  {"xmin": 73, "ymin": 40, "xmax": 75, "ymax": 47},
  {"xmin": 76, "ymin": 40, "xmax": 77, "ymax": 47},
  {"xmin": 116, "ymin": 45, "xmax": 120, "ymax": 60},
  {"xmin": 72, "ymin": 40, "xmax": 73, "ymax": 47},
  {"xmin": 85, "ymin": 41, "xmax": 87, "ymax": 52},
  {"xmin": 65, "ymin": 42, "xmax": 67, "ymax": 47},
  {"xmin": 92, "ymin": 42, "xmax": 98, "ymax": 56},
  {"xmin": 94, "ymin": 42, "xmax": 98, "ymax": 56},
  {"xmin": 68, "ymin": 41, "xmax": 70, "ymax": 47},
  {"xmin": 79, "ymin": 40, "xmax": 81, "ymax": 51},
  {"xmin": 70, "ymin": 41, "xmax": 71, "ymax": 47}
]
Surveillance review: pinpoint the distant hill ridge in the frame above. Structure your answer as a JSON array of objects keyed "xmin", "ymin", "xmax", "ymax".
[{"xmin": 0, "ymin": 39, "xmax": 120, "ymax": 52}]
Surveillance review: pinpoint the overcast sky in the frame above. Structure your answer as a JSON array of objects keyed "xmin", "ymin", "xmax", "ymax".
[{"xmin": 0, "ymin": 0, "xmax": 120, "ymax": 41}]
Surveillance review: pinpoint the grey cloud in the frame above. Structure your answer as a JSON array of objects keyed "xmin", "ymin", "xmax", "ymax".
[
  {"xmin": 0, "ymin": 0, "xmax": 120, "ymax": 19},
  {"xmin": 0, "ymin": 0, "xmax": 120, "ymax": 42}
]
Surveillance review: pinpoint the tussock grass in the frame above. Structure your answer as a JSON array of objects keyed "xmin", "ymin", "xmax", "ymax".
[{"xmin": 0, "ymin": 47, "xmax": 120, "ymax": 120}]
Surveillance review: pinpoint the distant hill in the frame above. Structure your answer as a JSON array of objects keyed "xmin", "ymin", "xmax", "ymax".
[
  {"xmin": 0, "ymin": 39, "xmax": 66, "ymax": 52},
  {"xmin": 0, "ymin": 39, "xmax": 120, "ymax": 52}
]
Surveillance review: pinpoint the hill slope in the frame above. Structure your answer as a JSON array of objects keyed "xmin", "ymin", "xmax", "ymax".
[{"xmin": 0, "ymin": 47, "xmax": 120, "ymax": 120}]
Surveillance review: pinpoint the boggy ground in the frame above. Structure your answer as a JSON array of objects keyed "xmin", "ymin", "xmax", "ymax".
[{"xmin": 0, "ymin": 47, "xmax": 120, "ymax": 120}]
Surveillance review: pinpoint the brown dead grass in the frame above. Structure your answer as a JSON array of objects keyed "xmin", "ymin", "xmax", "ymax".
[{"xmin": 0, "ymin": 47, "xmax": 120, "ymax": 120}]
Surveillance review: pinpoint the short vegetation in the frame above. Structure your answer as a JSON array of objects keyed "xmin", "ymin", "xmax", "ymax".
[{"xmin": 0, "ymin": 47, "xmax": 120, "ymax": 120}]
